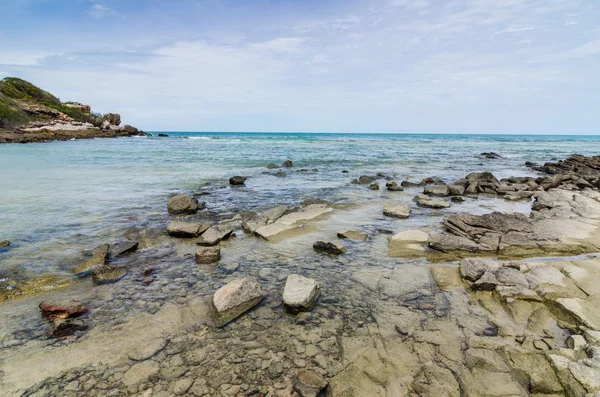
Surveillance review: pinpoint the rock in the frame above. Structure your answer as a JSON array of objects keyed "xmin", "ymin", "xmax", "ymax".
[
  {"xmin": 91, "ymin": 266, "xmax": 127, "ymax": 284},
  {"xmin": 459, "ymin": 258, "xmax": 500, "ymax": 282},
  {"xmin": 0, "ymin": 240, "xmax": 10, "ymax": 248},
  {"xmin": 167, "ymin": 221, "xmax": 208, "ymax": 238},
  {"xmin": 73, "ymin": 244, "xmax": 109, "ymax": 275},
  {"xmin": 283, "ymin": 274, "xmax": 321, "ymax": 311},
  {"xmin": 121, "ymin": 125, "xmax": 139, "ymax": 134},
  {"xmin": 293, "ymin": 369, "xmax": 327, "ymax": 397},
  {"xmin": 481, "ymin": 152, "xmax": 502, "ymax": 159},
  {"xmin": 424, "ymin": 184, "xmax": 450, "ymax": 196},
  {"xmin": 368, "ymin": 183, "xmax": 379, "ymax": 190},
  {"xmin": 276, "ymin": 204, "xmax": 332, "ymax": 225},
  {"xmin": 389, "ymin": 230, "xmax": 428, "ymax": 243},
  {"xmin": 337, "ymin": 230, "xmax": 368, "ymax": 241},
  {"xmin": 229, "ymin": 176, "xmax": 247, "ymax": 186},
  {"xmin": 275, "ymin": 171, "xmax": 287, "ymax": 177},
  {"xmin": 108, "ymin": 240, "xmax": 138, "ymax": 258},
  {"xmin": 567, "ymin": 335, "xmax": 587, "ymax": 350},
  {"xmin": 313, "ymin": 241, "xmax": 347, "ymax": 255},
  {"xmin": 128, "ymin": 338, "xmax": 166, "ymax": 361},
  {"xmin": 266, "ymin": 163, "xmax": 279, "ymax": 169},
  {"xmin": 101, "ymin": 120, "xmax": 110, "ymax": 130},
  {"xmin": 447, "ymin": 184, "xmax": 465, "ymax": 196},
  {"xmin": 414, "ymin": 194, "xmax": 450, "ymax": 209},
  {"xmin": 104, "ymin": 113, "xmax": 121, "ymax": 126},
  {"xmin": 157, "ymin": 133, "xmax": 169, "ymax": 137},
  {"xmin": 167, "ymin": 194, "xmax": 202, "ymax": 215},
  {"xmin": 495, "ymin": 267, "xmax": 529, "ymax": 288},
  {"xmin": 39, "ymin": 300, "xmax": 87, "ymax": 320},
  {"xmin": 429, "ymin": 233, "xmax": 480, "ymax": 252},
  {"xmin": 195, "ymin": 246, "xmax": 221, "ymax": 264},
  {"xmin": 472, "ymin": 271, "xmax": 500, "ymax": 291},
  {"xmin": 212, "ymin": 277, "xmax": 264, "ymax": 326},
  {"xmin": 464, "ymin": 171, "xmax": 501, "ymax": 194},
  {"xmin": 451, "ymin": 196, "xmax": 465, "ymax": 203},
  {"xmin": 255, "ymin": 222, "xmax": 302, "ymax": 241},
  {"xmin": 123, "ymin": 361, "xmax": 160, "ymax": 387},
  {"xmin": 386, "ymin": 182, "xmax": 404, "ymax": 191},
  {"xmin": 358, "ymin": 175, "xmax": 374, "ymax": 184},
  {"xmin": 383, "ymin": 203, "xmax": 411, "ymax": 218},
  {"xmin": 196, "ymin": 225, "xmax": 233, "ymax": 246},
  {"xmin": 401, "ymin": 180, "xmax": 419, "ymax": 187},
  {"xmin": 282, "ymin": 160, "xmax": 293, "ymax": 167}
]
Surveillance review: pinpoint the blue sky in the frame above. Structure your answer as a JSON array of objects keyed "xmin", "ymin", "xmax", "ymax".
[{"xmin": 0, "ymin": 0, "xmax": 599, "ymax": 133}]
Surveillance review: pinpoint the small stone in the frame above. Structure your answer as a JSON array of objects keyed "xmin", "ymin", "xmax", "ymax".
[
  {"xmin": 229, "ymin": 176, "xmax": 247, "ymax": 186},
  {"xmin": 212, "ymin": 277, "xmax": 264, "ymax": 327},
  {"xmin": 293, "ymin": 369, "xmax": 328, "ymax": 397},
  {"xmin": 275, "ymin": 171, "xmax": 287, "ymax": 177},
  {"xmin": 383, "ymin": 203, "xmax": 411, "ymax": 218},
  {"xmin": 171, "ymin": 378, "xmax": 194, "ymax": 395},
  {"xmin": 386, "ymin": 182, "xmax": 404, "ymax": 191},
  {"xmin": 0, "ymin": 240, "xmax": 11, "ymax": 248},
  {"xmin": 195, "ymin": 246, "xmax": 221, "ymax": 264},
  {"xmin": 313, "ymin": 241, "xmax": 347, "ymax": 255},
  {"xmin": 123, "ymin": 361, "xmax": 160, "ymax": 387},
  {"xmin": 282, "ymin": 160, "xmax": 293, "ymax": 167},
  {"xmin": 91, "ymin": 266, "xmax": 127, "ymax": 284},
  {"xmin": 196, "ymin": 225, "xmax": 233, "ymax": 246},
  {"xmin": 368, "ymin": 183, "xmax": 379, "ymax": 190},
  {"xmin": 337, "ymin": 230, "xmax": 368, "ymax": 241},
  {"xmin": 266, "ymin": 163, "xmax": 279, "ymax": 169},
  {"xmin": 283, "ymin": 274, "xmax": 321, "ymax": 311},
  {"xmin": 168, "ymin": 194, "xmax": 202, "ymax": 215}
]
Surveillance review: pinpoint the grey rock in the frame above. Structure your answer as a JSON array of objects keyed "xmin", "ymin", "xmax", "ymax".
[
  {"xmin": 293, "ymin": 369, "xmax": 328, "ymax": 397},
  {"xmin": 472, "ymin": 271, "xmax": 500, "ymax": 291},
  {"xmin": 73, "ymin": 244, "xmax": 109, "ymax": 275},
  {"xmin": 386, "ymin": 182, "xmax": 404, "ymax": 191},
  {"xmin": 383, "ymin": 202, "xmax": 411, "ymax": 218},
  {"xmin": 448, "ymin": 184, "xmax": 466, "ymax": 196},
  {"xmin": 212, "ymin": 277, "xmax": 264, "ymax": 326},
  {"xmin": 91, "ymin": 266, "xmax": 127, "ymax": 284},
  {"xmin": 168, "ymin": 194, "xmax": 202, "ymax": 215},
  {"xmin": 108, "ymin": 240, "xmax": 138, "ymax": 258},
  {"xmin": 424, "ymin": 184, "xmax": 450, "ymax": 196},
  {"xmin": 229, "ymin": 176, "xmax": 247, "ymax": 186},
  {"xmin": 283, "ymin": 274, "xmax": 321, "ymax": 311},
  {"xmin": 459, "ymin": 258, "xmax": 500, "ymax": 282},
  {"xmin": 195, "ymin": 246, "xmax": 221, "ymax": 264},
  {"xmin": 495, "ymin": 267, "xmax": 529, "ymax": 288},
  {"xmin": 167, "ymin": 221, "xmax": 208, "ymax": 238},
  {"xmin": 358, "ymin": 175, "xmax": 374, "ymax": 184},
  {"xmin": 196, "ymin": 225, "xmax": 233, "ymax": 246},
  {"xmin": 282, "ymin": 160, "xmax": 293, "ymax": 167},
  {"xmin": 337, "ymin": 230, "xmax": 368, "ymax": 241},
  {"xmin": 414, "ymin": 194, "xmax": 450, "ymax": 209}
]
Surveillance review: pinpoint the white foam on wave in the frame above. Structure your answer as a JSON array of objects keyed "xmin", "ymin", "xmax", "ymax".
[{"xmin": 188, "ymin": 136, "xmax": 212, "ymax": 140}]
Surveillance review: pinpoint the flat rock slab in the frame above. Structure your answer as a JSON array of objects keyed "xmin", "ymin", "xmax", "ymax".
[
  {"xmin": 195, "ymin": 246, "xmax": 221, "ymax": 264},
  {"xmin": 389, "ymin": 230, "xmax": 428, "ymax": 243},
  {"xmin": 167, "ymin": 221, "xmax": 209, "ymax": 238},
  {"xmin": 123, "ymin": 361, "xmax": 160, "ymax": 387},
  {"xmin": 276, "ymin": 204, "xmax": 333, "ymax": 225},
  {"xmin": 337, "ymin": 230, "xmax": 368, "ymax": 241},
  {"xmin": 255, "ymin": 222, "xmax": 303, "ymax": 242},
  {"xmin": 283, "ymin": 274, "xmax": 321, "ymax": 311},
  {"xmin": 128, "ymin": 338, "xmax": 166, "ymax": 361},
  {"xmin": 414, "ymin": 194, "xmax": 450, "ymax": 209},
  {"xmin": 313, "ymin": 241, "xmax": 347, "ymax": 255},
  {"xmin": 108, "ymin": 240, "xmax": 138, "ymax": 258},
  {"xmin": 212, "ymin": 277, "xmax": 264, "ymax": 327},
  {"xmin": 73, "ymin": 244, "xmax": 109, "ymax": 276},
  {"xmin": 383, "ymin": 203, "xmax": 411, "ymax": 219},
  {"xmin": 197, "ymin": 225, "xmax": 233, "ymax": 246}
]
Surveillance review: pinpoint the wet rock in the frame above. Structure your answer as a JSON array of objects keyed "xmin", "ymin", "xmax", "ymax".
[
  {"xmin": 0, "ymin": 240, "xmax": 10, "ymax": 248},
  {"xmin": 282, "ymin": 160, "xmax": 293, "ymax": 167},
  {"xmin": 195, "ymin": 246, "xmax": 221, "ymax": 264},
  {"xmin": 389, "ymin": 230, "xmax": 428, "ymax": 243},
  {"xmin": 414, "ymin": 194, "xmax": 450, "ymax": 209},
  {"xmin": 123, "ymin": 361, "xmax": 160, "ymax": 387},
  {"xmin": 167, "ymin": 194, "xmax": 202, "ymax": 215},
  {"xmin": 447, "ymin": 184, "xmax": 465, "ymax": 196},
  {"xmin": 255, "ymin": 222, "xmax": 301, "ymax": 241},
  {"xmin": 459, "ymin": 258, "xmax": 500, "ymax": 282},
  {"xmin": 378, "ymin": 228, "xmax": 394, "ymax": 234},
  {"xmin": 428, "ymin": 233, "xmax": 479, "ymax": 252},
  {"xmin": 167, "ymin": 221, "xmax": 208, "ymax": 238},
  {"xmin": 276, "ymin": 203, "xmax": 332, "ymax": 225},
  {"xmin": 401, "ymin": 180, "xmax": 419, "ymax": 187},
  {"xmin": 229, "ymin": 176, "xmax": 247, "ymax": 186},
  {"xmin": 386, "ymin": 181, "xmax": 404, "ymax": 191},
  {"xmin": 337, "ymin": 230, "xmax": 368, "ymax": 241},
  {"xmin": 128, "ymin": 338, "xmax": 167, "ymax": 361},
  {"xmin": 293, "ymin": 369, "xmax": 327, "ymax": 397},
  {"xmin": 266, "ymin": 163, "xmax": 279, "ymax": 169},
  {"xmin": 424, "ymin": 184, "xmax": 449, "ymax": 196},
  {"xmin": 283, "ymin": 274, "xmax": 321, "ymax": 311},
  {"xmin": 212, "ymin": 277, "xmax": 264, "ymax": 327},
  {"xmin": 92, "ymin": 266, "xmax": 127, "ymax": 284},
  {"xmin": 383, "ymin": 202, "xmax": 411, "ymax": 218},
  {"xmin": 567, "ymin": 335, "xmax": 587, "ymax": 350},
  {"xmin": 368, "ymin": 183, "xmax": 379, "ymax": 190},
  {"xmin": 481, "ymin": 152, "xmax": 502, "ymax": 159},
  {"xmin": 73, "ymin": 244, "xmax": 109, "ymax": 275},
  {"xmin": 313, "ymin": 241, "xmax": 347, "ymax": 255},
  {"xmin": 358, "ymin": 175, "xmax": 374, "ymax": 184},
  {"xmin": 465, "ymin": 171, "xmax": 501, "ymax": 194},
  {"xmin": 39, "ymin": 300, "xmax": 88, "ymax": 320},
  {"xmin": 196, "ymin": 225, "xmax": 233, "ymax": 246},
  {"xmin": 275, "ymin": 171, "xmax": 287, "ymax": 177},
  {"xmin": 451, "ymin": 196, "xmax": 465, "ymax": 203},
  {"xmin": 157, "ymin": 133, "xmax": 169, "ymax": 137},
  {"xmin": 108, "ymin": 240, "xmax": 138, "ymax": 258}
]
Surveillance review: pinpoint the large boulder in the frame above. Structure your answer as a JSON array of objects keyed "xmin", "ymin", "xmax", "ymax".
[
  {"xmin": 283, "ymin": 274, "xmax": 321, "ymax": 311},
  {"xmin": 383, "ymin": 203, "xmax": 411, "ymax": 218},
  {"xmin": 212, "ymin": 277, "xmax": 264, "ymax": 326},
  {"xmin": 167, "ymin": 194, "xmax": 203, "ymax": 215}
]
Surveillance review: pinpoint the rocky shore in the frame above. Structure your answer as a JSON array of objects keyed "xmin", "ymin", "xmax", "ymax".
[
  {"xmin": 1, "ymin": 154, "xmax": 600, "ymax": 396},
  {"xmin": 0, "ymin": 77, "xmax": 146, "ymax": 143}
]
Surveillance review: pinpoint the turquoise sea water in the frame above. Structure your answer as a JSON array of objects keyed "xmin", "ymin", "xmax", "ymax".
[{"xmin": 1, "ymin": 132, "xmax": 599, "ymax": 276}]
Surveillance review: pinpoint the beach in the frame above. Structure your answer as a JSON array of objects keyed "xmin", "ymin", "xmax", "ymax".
[{"xmin": 1, "ymin": 133, "xmax": 600, "ymax": 396}]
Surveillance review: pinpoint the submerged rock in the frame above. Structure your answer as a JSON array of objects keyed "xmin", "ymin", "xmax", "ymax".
[
  {"xmin": 368, "ymin": 183, "xmax": 379, "ymax": 190},
  {"xmin": 92, "ymin": 266, "xmax": 127, "ymax": 284},
  {"xmin": 282, "ymin": 160, "xmax": 293, "ymax": 167},
  {"xmin": 108, "ymin": 240, "xmax": 138, "ymax": 258},
  {"xmin": 383, "ymin": 202, "xmax": 411, "ymax": 218},
  {"xmin": 266, "ymin": 163, "xmax": 279, "ymax": 169},
  {"xmin": 481, "ymin": 152, "xmax": 502, "ymax": 159},
  {"xmin": 167, "ymin": 221, "xmax": 208, "ymax": 238},
  {"xmin": 358, "ymin": 175, "xmax": 374, "ymax": 184},
  {"xmin": 293, "ymin": 369, "xmax": 328, "ymax": 397},
  {"xmin": 0, "ymin": 240, "xmax": 10, "ymax": 248},
  {"xmin": 229, "ymin": 176, "xmax": 247, "ymax": 186},
  {"xmin": 39, "ymin": 300, "xmax": 88, "ymax": 320},
  {"xmin": 337, "ymin": 230, "xmax": 368, "ymax": 241},
  {"xmin": 196, "ymin": 225, "xmax": 233, "ymax": 246},
  {"xmin": 212, "ymin": 277, "xmax": 264, "ymax": 327},
  {"xmin": 313, "ymin": 241, "xmax": 347, "ymax": 255},
  {"xmin": 283, "ymin": 274, "xmax": 321, "ymax": 311},
  {"xmin": 167, "ymin": 194, "xmax": 202, "ymax": 215},
  {"xmin": 195, "ymin": 246, "xmax": 221, "ymax": 264},
  {"xmin": 73, "ymin": 244, "xmax": 109, "ymax": 276},
  {"xmin": 275, "ymin": 171, "xmax": 287, "ymax": 177},
  {"xmin": 386, "ymin": 182, "xmax": 404, "ymax": 191}
]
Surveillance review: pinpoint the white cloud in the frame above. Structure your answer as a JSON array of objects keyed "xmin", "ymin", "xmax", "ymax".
[
  {"xmin": 89, "ymin": 4, "xmax": 120, "ymax": 18},
  {"xmin": 0, "ymin": 51, "xmax": 53, "ymax": 66}
]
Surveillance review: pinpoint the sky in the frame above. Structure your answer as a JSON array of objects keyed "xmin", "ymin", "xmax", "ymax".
[{"xmin": 0, "ymin": 0, "xmax": 599, "ymax": 134}]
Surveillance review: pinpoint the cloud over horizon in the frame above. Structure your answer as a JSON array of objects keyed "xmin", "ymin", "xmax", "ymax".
[{"xmin": 0, "ymin": 0, "xmax": 598, "ymax": 134}]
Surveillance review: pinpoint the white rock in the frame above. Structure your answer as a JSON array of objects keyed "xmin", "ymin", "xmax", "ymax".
[
  {"xmin": 283, "ymin": 274, "xmax": 321, "ymax": 311},
  {"xmin": 567, "ymin": 335, "xmax": 587, "ymax": 350}
]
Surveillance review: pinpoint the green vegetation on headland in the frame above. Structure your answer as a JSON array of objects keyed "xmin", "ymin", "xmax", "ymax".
[{"xmin": 0, "ymin": 77, "xmax": 145, "ymax": 142}]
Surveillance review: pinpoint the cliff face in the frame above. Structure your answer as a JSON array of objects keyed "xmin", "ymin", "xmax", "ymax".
[{"xmin": 0, "ymin": 77, "xmax": 146, "ymax": 143}]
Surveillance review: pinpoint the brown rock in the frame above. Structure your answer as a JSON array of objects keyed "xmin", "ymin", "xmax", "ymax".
[
  {"xmin": 39, "ymin": 300, "xmax": 88, "ymax": 320},
  {"xmin": 195, "ymin": 246, "xmax": 221, "ymax": 264}
]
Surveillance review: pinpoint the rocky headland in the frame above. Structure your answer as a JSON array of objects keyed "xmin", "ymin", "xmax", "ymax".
[
  {"xmin": 1, "ymin": 154, "xmax": 600, "ymax": 396},
  {"xmin": 0, "ymin": 77, "xmax": 146, "ymax": 143}
]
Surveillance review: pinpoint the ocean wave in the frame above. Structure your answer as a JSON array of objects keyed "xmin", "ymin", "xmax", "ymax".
[{"xmin": 188, "ymin": 137, "xmax": 212, "ymax": 140}]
